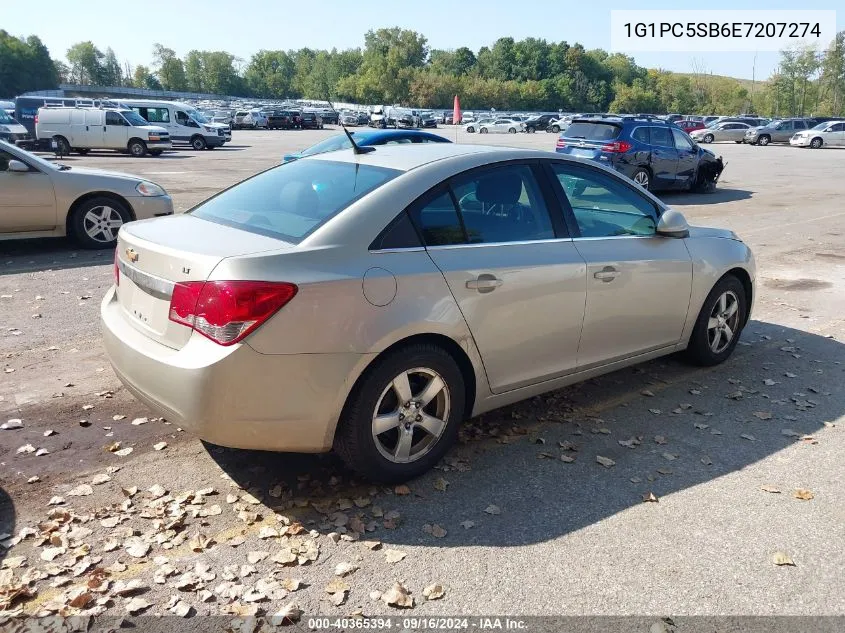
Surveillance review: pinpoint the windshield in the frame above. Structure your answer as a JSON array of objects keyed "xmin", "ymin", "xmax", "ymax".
[
  {"xmin": 812, "ymin": 121, "xmax": 831, "ymax": 130},
  {"xmin": 191, "ymin": 159, "xmax": 399, "ymax": 243},
  {"xmin": 0, "ymin": 110, "xmax": 15, "ymax": 124},
  {"xmin": 188, "ymin": 109, "xmax": 209, "ymax": 124},
  {"xmin": 300, "ymin": 134, "xmax": 355, "ymax": 157},
  {"xmin": 0, "ymin": 140, "xmax": 61, "ymax": 171},
  {"xmin": 121, "ymin": 111, "xmax": 149, "ymax": 126}
]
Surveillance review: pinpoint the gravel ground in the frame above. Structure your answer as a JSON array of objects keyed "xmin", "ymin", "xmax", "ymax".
[{"xmin": 1, "ymin": 129, "xmax": 843, "ymax": 627}]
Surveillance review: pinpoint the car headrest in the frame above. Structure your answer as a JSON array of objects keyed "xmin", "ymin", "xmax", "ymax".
[
  {"xmin": 475, "ymin": 173, "xmax": 522, "ymax": 205},
  {"xmin": 279, "ymin": 181, "xmax": 320, "ymax": 216}
]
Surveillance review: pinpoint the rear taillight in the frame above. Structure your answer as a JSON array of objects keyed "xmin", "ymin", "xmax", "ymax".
[
  {"xmin": 34, "ymin": 114, "xmax": 38, "ymax": 125},
  {"xmin": 168, "ymin": 281, "xmax": 297, "ymax": 346},
  {"xmin": 555, "ymin": 138, "xmax": 566, "ymax": 149},
  {"xmin": 114, "ymin": 251, "xmax": 120, "ymax": 286},
  {"xmin": 601, "ymin": 140, "xmax": 632, "ymax": 153}
]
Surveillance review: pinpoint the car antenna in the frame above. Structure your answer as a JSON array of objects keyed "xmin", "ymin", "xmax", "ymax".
[{"xmin": 325, "ymin": 96, "xmax": 375, "ymax": 155}]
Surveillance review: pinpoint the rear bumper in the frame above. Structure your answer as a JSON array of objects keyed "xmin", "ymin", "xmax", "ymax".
[{"xmin": 101, "ymin": 286, "xmax": 369, "ymax": 452}]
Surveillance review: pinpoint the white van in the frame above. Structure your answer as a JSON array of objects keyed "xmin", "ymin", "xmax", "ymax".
[
  {"xmin": 117, "ymin": 100, "xmax": 230, "ymax": 150},
  {"xmin": 35, "ymin": 107, "xmax": 171, "ymax": 157}
]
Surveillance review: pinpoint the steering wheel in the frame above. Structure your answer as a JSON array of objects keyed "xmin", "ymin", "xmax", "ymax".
[{"xmin": 458, "ymin": 191, "xmax": 502, "ymax": 216}]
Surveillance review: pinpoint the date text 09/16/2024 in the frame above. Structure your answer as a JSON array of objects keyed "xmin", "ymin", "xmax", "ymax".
[{"xmin": 307, "ymin": 617, "xmax": 528, "ymax": 630}]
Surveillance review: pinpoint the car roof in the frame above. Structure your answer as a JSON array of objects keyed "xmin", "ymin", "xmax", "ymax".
[
  {"xmin": 353, "ymin": 129, "xmax": 445, "ymax": 142},
  {"xmin": 307, "ymin": 143, "xmax": 555, "ymax": 172}
]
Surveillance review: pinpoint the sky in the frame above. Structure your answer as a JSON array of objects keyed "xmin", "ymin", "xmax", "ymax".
[{"xmin": 3, "ymin": 0, "xmax": 842, "ymax": 81}]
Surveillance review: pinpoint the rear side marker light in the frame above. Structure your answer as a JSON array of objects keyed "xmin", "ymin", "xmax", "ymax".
[{"xmin": 169, "ymin": 280, "xmax": 298, "ymax": 346}]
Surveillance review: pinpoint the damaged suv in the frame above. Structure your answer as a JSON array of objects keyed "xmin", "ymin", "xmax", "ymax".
[{"xmin": 555, "ymin": 116, "xmax": 725, "ymax": 192}]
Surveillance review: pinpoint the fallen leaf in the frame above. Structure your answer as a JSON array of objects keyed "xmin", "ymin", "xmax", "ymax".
[
  {"xmin": 649, "ymin": 408, "xmax": 661, "ymax": 415},
  {"xmin": 92, "ymin": 473, "xmax": 110, "ymax": 485},
  {"xmin": 760, "ymin": 485, "xmax": 781, "ymax": 494},
  {"xmin": 269, "ymin": 603, "xmax": 302, "ymax": 626},
  {"xmin": 423, "ymin": 583, "xmax": 446, "ymax": 600},
  {"xmin": 334, "ymin": 562, "xmax": 358, "ymax": 577},
  {"xmin": 131, "ymin": 417, "xmax": 148, "ymax": 426},
  {"xmin": 153, "ymin": 442, "xmax": 168, "ymax": 451},
  {"xmin": 484, "ymin": 504, "xmax": 501, "ymax": 515},
  {"xmin": 382, "ymin": 582, "xmax": 414, "ymax": 608},
  {"xmin": 694, "ymin": 423, "xmax": 709, "ymax": 430},
  {"xmin": 641, "ymin": 389, "xmax": 655, "ymax": 397},
  {"xmin": 35, "ymin": 448, "xmax": 50, "ymax": 457},
  {"xmin": 560, "ymin": 454, "xmax": 575, "ymax": 463},
  {"xmin": 781, "ymin": 429, "xmax": 802, "ymax": 438},
  {"xmin": 772, "ymin": 552, "xmax": 796, "ymax": 566},
  {"xmin": 793, "ymin": 489, "xmax": 814, "ymax": 501},
  {"xmin": 189, "ymin": 533, "xmax": 212, "ymax": 552},
  {"xmin": 325, "ymin": 577, "xmax": 349, "ymax": 594},
  {"xmin": 16, "ymin": 444, "xmax": 35, "ymax": 454},
  {"xmin": 785, "ymin": 372, "xmax": 797, "ymax": 378},
  {"xmin": 654, "ymin": 435, "xmax": 668, "ymax": 445},
  {"xmin": 433, "ymin": 477, "xmax": 449, "ymax": 492},
  {"xmin": 422, "ymin": 524, "xmax": 447, "ymax": 538},
  {"xmin": 67, "ymin": 484, "xmax": 93, "ymax": 497},
  {"xmin": 1, "ymin": 419, "xmax": 23, "ymax": 430},
  {"xmin": 384, "ymin": 549, "xmax": 406, "ymax": 564},
  {"xmin": 124, "ymin": 597, "xmax": 151, "ymax": 614},
  {"xmin": 460, "ymin": 520, "xmax": 475, "ymax": 530},
  {"xmin": 763, "ymin": 378, "xmax": 777, "ymax": 386},
  {"xmin": 147, "ymin": 484, "xmax": 167, "ymax": 498},
  {"xmin": 642, "ymin": 492, "xmax": 659, "ymax": 503},
  {"xmin": 247, "ymin": 551, "xmax": 268, "ymax": 564},
  {"xmin": 114, "ymin": 447, "xmax": 133, "ymax": 457},
  {"xmin": 394, "ymin": 485, "xmax": 411, "ymax": 496},
  {"xmin": 595, "ymin": 455, "xmax": 616, "ymax": 468},
  {"xmin": 753, "ymin": 411, "xmax": 773, "ymax": 420},
  {"xmin": 740, "ymin": 433, "xmax": 757, "ymax": 441},
  {"xmin": 700, "ymin": 456, "xmax": 713, "ymax": 466},
  {"xmin": 124, "ymin": 537, "xmax": 150, "ymax": 558}
]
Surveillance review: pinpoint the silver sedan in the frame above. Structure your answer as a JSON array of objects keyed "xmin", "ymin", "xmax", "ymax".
[
  {"xmin": 690, "ymin": 122, "xmax": 752, "ymax": 144},
  {"xmin": 102, "ymin": 144, "xmax": 755, "ymax": 482}
]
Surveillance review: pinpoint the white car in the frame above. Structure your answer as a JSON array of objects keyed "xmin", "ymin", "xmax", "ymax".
[
  {"xmin": 477, "ymin": 118, "xmax": 523, "ymax": 134},
  {"xmin": 789, "ymin": 121, "xmax": 845, "ymax": 148},
  {"xmin": 233, "ymin": 110, "xmax": 268, "ymax": 129},
  {"xmin": 464, "ymin": 118, "xmax": 493, "ymax": 133}
]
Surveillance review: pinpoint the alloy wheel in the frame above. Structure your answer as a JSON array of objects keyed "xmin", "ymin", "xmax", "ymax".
[
  {"xmin": 371, "ymin": 367, "xmax": 450, "ymax": 464},
  {"xmin": 707, "ymin": 290, "xmax": 740, "ymax": 354},
  {"xmin": 633, "ymin": 171, "xmax": 649, "ymax": 188},
  {"xmin": 82, "ymin": 205, "xmax": 123, "ymax": 243}
]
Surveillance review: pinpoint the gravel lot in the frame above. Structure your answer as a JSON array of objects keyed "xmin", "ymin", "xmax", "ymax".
[{"xmin": 1, "ymin": 127, "xmax": 843, "ymax": 624}]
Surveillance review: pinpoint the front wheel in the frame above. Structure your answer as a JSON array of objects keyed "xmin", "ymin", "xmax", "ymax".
[
  {"xmin": 810, "ymin": 137, "xmax": 823, "ymax": 149},
  {"xmin": 703, "ymin": 133, "xmax": 714, "ymax": 143},
  {"xmin": 551, "ymin": 125, "xmax": 560, "ymax": 133},
  {"xmin": 191, "ymin": 136, "xmax": 207, "ymax": 151},
  {"xmin": 128, "ymin": 139, "xmax": 147, "ymax": 157},
  {"xmin": 71, "ymin": 196, "xmax": 131, "ymax": 249},
  {"xmin": 757, "ymin": 135, "xmax": 770, "ymax": 146},
  {"xmin": 479, "ymin": 127, "xmax": 488, "ymax": 134},
  {"xmin": 334, "ymin": 344, "xmax": 465, "ymax": 482},
  {"xmin": 685, "ymin": 275, "xmax": 747, "ymax": 366}
]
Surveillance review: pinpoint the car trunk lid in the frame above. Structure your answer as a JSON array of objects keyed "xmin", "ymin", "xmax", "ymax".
[
  {"xmin": 556, "ymin": 121, "xmax": 623, "ymax": 159},
  {"xmin": 115, "ymin": 214, "xmax": 290, "ymax": 350}
]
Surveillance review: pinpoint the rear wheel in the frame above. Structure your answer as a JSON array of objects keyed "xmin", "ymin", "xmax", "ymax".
[
  {"xmin": 685, "ymin": 275, "xmax": 747, "ymax": 366},
  {"xmin": 631, "ymin": 168, "xmax": 651, "ymax": 190},
  {"xmin": 70, "ymin": 196, "xmax": 131, "ymax": 249},
  {"xmin": 810, "ymin": 137, "xmax": 823, "ymax": 149},
  {"xmin": 508, "ymin": 127, "xmax": 517, "ymax": 134},
  {"xmin": 191, "ymin": 135, "xmax": 207, "ymax": 150},
  {"xmin": 466, "ymin": 126, "xmax": 475, "ymax": 133},
  {"xmin": 551, "ymin": 124, "xmax": 560, "ymax": 133},
  {"xmin": 53, "ymin": 136, "xmax": 70, "ymax": 155},
  {"xmin": 335, "ymin": 344, "xmax": 465, "ymax": 482},
  {"xmin": 128, "ymin": 139, "xmax": 147, "ymax": 157}
]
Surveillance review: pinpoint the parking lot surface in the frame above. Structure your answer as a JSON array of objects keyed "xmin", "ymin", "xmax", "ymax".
[{"xmin": 1, "ymin": 128, "xmax": 843, "ymax": 619}]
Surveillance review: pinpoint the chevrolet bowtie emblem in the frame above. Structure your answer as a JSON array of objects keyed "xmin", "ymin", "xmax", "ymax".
[{"xmin": 125, "ymin": 248, "xmax": 139, "ymax": 263}]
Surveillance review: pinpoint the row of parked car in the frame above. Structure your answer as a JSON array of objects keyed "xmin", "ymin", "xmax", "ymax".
[
  {"xmin": 229, "ymin": 109, "xmax": 334, "ymax": 130},
  {"xmin": 690, "ymin": 116, "xmax": 845, "ymax": 148}
]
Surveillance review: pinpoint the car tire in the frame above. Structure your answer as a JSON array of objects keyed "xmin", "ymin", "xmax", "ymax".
[
  {"xmin": 191, "ymin": 136, "xmax": 207, "ymax": 151},
  {"xmin": 631, "ymin": 167, "xmax": 651, "ymax": 190},
  {"xmin": 703, "ymin": 133, "xmax": 714, "ymax": 143},
  {"xmin": 508, "ymin": 127, "xmax": 516, "ymax": 134},
  {"xmin": 53, "ymin": 135, "xmax": 71, "ymax": 155},
  {"xmin": 479, "ymin": 127, "xmax": 488, "ymax": 134},
  {"xmin": 551, "ymin": 125, "xmax": 560, "ymax": 133},
  {"xmin": 70, "ymin": 196, "xmax": 132, "ymax": 250},
  {"xmin": 149, "ymin": 149, "xmax": 163, "ymax": 156},
  {"xmin": 758, "ymin": 135, "xmax": 770, "ymax": 146},
  {"xmin": 810, "ymin": 137, "xmax": 823, "ymax": 149},
  {"xmin": 334, "ymin": 343, "xmax": 466, "ymax": 483},
  {"xmin": 734, "ymin": 141, "xmax": 742, "ymax": 144},
  {"xmin": 128, "ymin": 139, "xmax": 147, "ymax": 157},
  {"xmin": 527, "ymin": 127, "xmax": 535, "ymax": 133},
  {"xmin": 685, "ymin": 275, "xmax": 747, "ymax": 367},
  {"xmin": 466, "ymin": 126, "xmax": 475, "ymax": 133}
]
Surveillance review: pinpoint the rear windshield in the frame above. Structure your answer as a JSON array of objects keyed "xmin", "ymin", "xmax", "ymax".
[
  {"xmin": 564, "ymin": 122, "xmax": 621, "ymax": 140},
  {"xmin": 190, "ymin": 159, "xmax": 400, "ymax": 243}
]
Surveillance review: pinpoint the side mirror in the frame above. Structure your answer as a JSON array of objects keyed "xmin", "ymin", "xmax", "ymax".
[
  {"xmin": 656, "ymin": 208, "xmax": 689, "ymax": 238},
  {"xmin": 8, "ymin": 159, "xmax": 29, "ymax": 173}
]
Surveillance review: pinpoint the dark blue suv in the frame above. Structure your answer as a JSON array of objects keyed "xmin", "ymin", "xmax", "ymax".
[{"xmin": 555, "ymin": 116, "xmax": 725, "ymax": 192}]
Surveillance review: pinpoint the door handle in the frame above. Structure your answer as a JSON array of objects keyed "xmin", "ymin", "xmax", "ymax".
[
  {"xmin": 593, "ymin": 267, "xmax": 619, "ymax": 282},
  {"xmin": 466, "ymin": 275, "xmax": 503, "ymax": 291}
]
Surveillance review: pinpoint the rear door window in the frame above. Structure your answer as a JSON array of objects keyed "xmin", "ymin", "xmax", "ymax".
[
  {"xmin": 650, "ymin": 127, "xmax": 675, "ymax": 148},
  {"xmin": 564, "ymin": 122, "xmax": 621, "ymax": 141},
  {"xmin": 190, "ymin": 159, "xmax": 400, "ymax": 243},
  {"xmin": 632, "ymin": 127, "xmax": 650, "ymax": 143}
]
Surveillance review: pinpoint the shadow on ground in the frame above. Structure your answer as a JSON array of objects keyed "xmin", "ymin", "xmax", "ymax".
[
  {"xmin": 660, "ymin": 187, "xmax": 753, "ymax": 206},
  {"xmin": 0, "ymin": 240, "xmax": 112, "ymax": 276},
  {"xmin": 208, "ymin": 320, "xmax": 842, "ymax": 547},
  {"xmin": 0, "ymin": 486, "xmax": 14, "ymax": 565}
]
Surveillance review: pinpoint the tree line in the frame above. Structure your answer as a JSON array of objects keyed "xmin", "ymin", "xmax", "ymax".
[{"xmin": 2, "ymin": 27, "xmax": 844, "ymax": 117}]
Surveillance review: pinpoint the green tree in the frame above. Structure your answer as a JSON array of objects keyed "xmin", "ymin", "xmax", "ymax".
[
  {"xmin": 100, "ymin": 47, "xmax": 123, "ymax": 86},
  {"xmin": 153, "ymin": 43, "xmax": 187, "ymax": 91},
  {"xmin": 244, "ymin": 50, "xmax": 295, "ymax": 98},
  {"xmin": 0, "ymin": 31, "xmax": 57, "ymax": 96},
  {"xmin": 66, "ymin": 41, "xmax": 103, "ymax": 84}
]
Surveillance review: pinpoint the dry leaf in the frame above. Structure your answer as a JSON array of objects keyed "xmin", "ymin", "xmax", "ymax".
[
  {"xmin": 124, "ymin": 597, "xmax": 151, "ymax": 614},
  {"xmin": 67, "ymin": 484, "xmax": 93, "ymax": 497},
  {"xmin": 1, "ymin": 418, "xmax": 23, "ymax": 430},
  {"xmin": 700, "ymin": 456, "xmax": 713, "ymax": 466},
  {"xmin": 422, "ymin": 524, "xmax": 447, "ymax": 538},
  {"xmin": 361, "ymin": 540, "xmax": 381, "ymax": 550},
  {"xmin": 460, "ymin": 520, "xmax": 475, "ymax": 529},
  {"xmin": 642, "ymin": 492, "xmax": 659, "ymax": 503},
  {"xmin": 772, "ymin": 551, "xmax": 796, "ymax": 566},
  {"xmin": 384, "ymin": 549, "xmax": 406, "ymax": 564},
  {"xmin": 330, "ymin": 590, "xmax": 347, "ymax": 606},
  {"xmin": 247, "ymin": 551, "xmax": 268, "ymax": 564},
  {"xmin": 793, "ymin": 489, "xmax": 814, "ymax": 501},
  {"xmin": 484, "ymin": 504, "xmax": 501, "ymax": 515},
  {"xmin": 641, "ymin": 389, "xmax": 655, "ymax": 397},
  {"xmin": 114, "ymin": 447, "xmax": 133, "ymax": 457},
  {"xmin": 131, "ymin": 417, "xmax": 148, "ymax": 426},
  {"xmin": 423, "ymin": 583, "xmax": 445, "ymax": 600},
  {"xmin": 280, "ymin": 578, "xmax": 303, "ymax": 591},
  {"xmin": 92, "ymin": 473, "xmax": 111, "ymax": 485},
  {"xmin": 381, "ymin": 582, "xmax": 414, "ymax": 608},
  {"xmin": 654, "ymin": 435, "xmax": 668, "ymax": 445},
  {"xmin": 189, "ymin": 533, "xmax": 212, "ymax": 552},
  {"xmin": 763, "ymin": 378, "xmax": 777, "ymax": 386},
  {"xmin": 433, "ymin": 478, "xmax": 449, "ymax": 492},
  {"xmin": 560, "ymin": 454, "xmax": 575, "ymax": 463},
  {"xmin": 394, "ymin": 485, "xmax": 411, "ymax": 496},
  {"xmin": 334, "ymin": 562, "xmax": 358, "ymax": 577},
  {"xmin": 325, "ymin": 577, "xmax": 349, "ymax": 594},
  {"xmin": 153, "ymin": 442, "xmax": 168, "ymax": 451},
  {"xmin": 761, "ymin": 485, "xmax": 781, "ymax": 494},
  {"xmin": 124, "ymin": 537, "xmax": 150, "ymax": 558},
  {"xmin": 596, "ymin": 455, "xmax": 616, "ymax": 468},
  {"xmin": 740, "ymin": 433, "xmax": 757, "ymax": 441},
  {"xmin": 753, "ymin": 411, "xmax": 773, "ymax": 420},
  {"xmin": 269, "ymin": 603, "xmax": 302, "ymax": 626}
]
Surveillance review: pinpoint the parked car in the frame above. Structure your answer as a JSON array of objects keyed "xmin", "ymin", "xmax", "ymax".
[
  {"xmin": 319, "ymin": 110, "xmax": 340, "ymax": 125},
  {"xmin": 283, "ymin": 129, "xmax": 451, "ymax": 162},
  {"xmin": 743, "ymin": 118, "xmax": 817, "ymax": 145},
  {"xmin": 789, "ymin": 120, "xmax": 845, "ymax": 148},
  {"xmin": 300, "ymin": 111, "xmax": 323, "ymax": 130},
  {"xmin": 339, "ymin": 112, "xmax": 360, "ymax": 126},
  {"xmin": 477, "ymin": 119, "xmax": 523, "ymax": 134},
  {"xmin": 0, "ymin": 108, "xmax": 33, "ymax": 148},
  {"xmin": 267, "ymin": 110, "xmax": 296, "ymax": 130},
  {"xmin": 36, "ymin": 107, "xmax": 172, "ymax": 157},
  {"xmin": 463, "ymin": 118, "xmax": 493, "ymax": 133},
  {"xmin": 555, "ymin": 116, "xmax": 725, "ymax": 192},
  {"xmin": 0, "ymin": 140, "xmax": 173, "ymax": 248},
  {"xmin": 420, "ymin": 111, "xmax": 438, "ymax": 128},
  {"xmin": 523, "ymin": 114, "xmax": 556, "ymax": 133},
  {"xmin": 690, "ymin": 121, "xmax": 752, "ymax": 144},
  {"xmin": 677, "ymin": 119, "xmax": 706, "ymax": 133},
  {"xmin": 102, "ymin": 143, "xmax": 755, "ymax": 482},
  {"xmin": 120, "ymin": 100, "xmax": 229, "ymax": 149}
]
